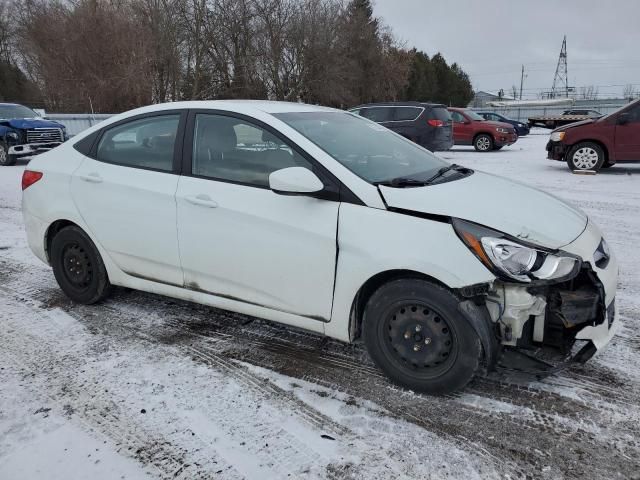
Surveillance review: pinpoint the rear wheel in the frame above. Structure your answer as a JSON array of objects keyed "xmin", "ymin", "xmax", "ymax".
[
  {"xmin": 567, "ymin": 142, "xmax": 605, "ymax": 172},
  {"xmin": 363, "ymin": 279, "xmax": 482, "ymax": 394},
  {"xmin": 473, "ymin": 134, "xmax": 493, "ymax": 152},
  {"xmin": 0, "ymin": 142, "xmax": 17, "ymax": 166},
  {"xmin": 50, "ymin": 226, "xmax": 112, "ymax": 304}
]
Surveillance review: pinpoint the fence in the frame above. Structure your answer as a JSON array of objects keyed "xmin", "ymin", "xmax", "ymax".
[
  {"xmin": 47, "ymin": 113, "xmax": 113, "ymax": 136},
  {"xmin": 469, "ymin": 102, "xmax": 628, "ymax": 123}
]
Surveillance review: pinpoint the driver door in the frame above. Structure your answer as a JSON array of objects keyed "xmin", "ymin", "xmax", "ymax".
[{"xmin": 614, "ymin": 103, "xmax": 640, "ymax": 160}]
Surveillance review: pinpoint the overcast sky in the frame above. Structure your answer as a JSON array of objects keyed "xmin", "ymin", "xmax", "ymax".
[{"xmin": 373, "ymin": 0, "xmax": 640, "ymax": 98}]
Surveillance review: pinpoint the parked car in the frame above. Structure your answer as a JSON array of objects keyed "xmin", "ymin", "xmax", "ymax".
[
  {"xmin": 349, "ymin": 102, "xmax": 453, "ymax": 151},
  {"xmin": 0, "ymin": 103, "xmax": 68, "ymax": 166},
  {"xmin": 476, "ymin": 111, "xmax": 530, "ymax": 136},
  {"xmin": 528, "ymin": 109, "xmax": 602, "ymax": 130},
  {"xmin": 22, "ymin": 101, "xmax": 618, "ymax": 394},
  {"xmin": 448, "ymin": 107, "xmax": 518, "ymax": 151},
  {"xmin": 547, "ymin": 98, "xmax": 640, "ymax": 172},
  {"xmin": 562, "ymin": 109, "xmax": 602, "ymax": 118}
]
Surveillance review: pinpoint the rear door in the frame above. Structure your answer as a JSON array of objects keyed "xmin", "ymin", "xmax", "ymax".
[
  {"xmin": 70, "ymin": 111, "xmax": 186, "ymax": 285},
  {"xmin": 614, "ymin": 103, "xmax": 640, "ymax": 160},
  {"xmin": 450, "ymin": 110, "xmax": 473, "ymax": 144}
]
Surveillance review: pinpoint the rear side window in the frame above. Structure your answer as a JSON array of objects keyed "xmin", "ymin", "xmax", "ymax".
[
  {"xmin": 428, "ymin": 107, "xmax": 452, "ymax": 122},
  {"xmin": 359, "ymin": 107, "xmax": 393, "ymax": 122},
  {"xmin": 96, "ymin": 115, "xmax": 180, "ymax": 171},
  {"xmin": 392, "ymin": 107, "xmax": 423, "ymax": 121}
]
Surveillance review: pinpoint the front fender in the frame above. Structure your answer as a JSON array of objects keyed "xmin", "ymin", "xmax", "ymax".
[{"xmin": 325, "ymin": 203, "xmax": 495, "ymax": 342}]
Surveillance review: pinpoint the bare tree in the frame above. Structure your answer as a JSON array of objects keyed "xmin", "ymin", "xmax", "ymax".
[
  {"xmin": 579, "ymin": 85, "xmax": 598, "ymax": 100},
  {"xmin": 623, "ymin": 84, "xmax": 637, "ymax": 101}
]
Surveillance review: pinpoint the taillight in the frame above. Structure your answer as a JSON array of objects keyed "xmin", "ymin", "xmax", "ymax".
[
  {"xmin": 22, "ymin": 170, "xmax": 43, "ymax": 190},
  {"xmin": 427, "ymin": 119, "xmax": 444, "ymax": 127}
]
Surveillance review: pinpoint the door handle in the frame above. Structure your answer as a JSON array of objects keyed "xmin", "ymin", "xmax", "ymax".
[
  {"xmin": 185, "ymin": 194, "xmax": 218, "ymax": 208},
  {"xmin": 79, "ymin": 173, "xmax": 103, "ymax": 183}
]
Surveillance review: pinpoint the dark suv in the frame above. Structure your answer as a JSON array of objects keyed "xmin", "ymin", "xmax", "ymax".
[{"xmin": 349, "ymin": 102, "xmax": 453, "ymax": 151}]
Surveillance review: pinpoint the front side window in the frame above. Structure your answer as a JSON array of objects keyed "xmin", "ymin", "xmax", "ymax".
[
  {"xmin": 96, "ymin": 115, "xmax": 179, "ymax": 171},
  {"xmin": 450, "ymin": 111, "xmax": 467, "ymax": 123},
  {"xmin": 192, "ymin": 114, "xmax": 312, "ymax": 187},
  {"xmin": 275, "ymin": 111, "xmax": 448, "ymax": 184}
]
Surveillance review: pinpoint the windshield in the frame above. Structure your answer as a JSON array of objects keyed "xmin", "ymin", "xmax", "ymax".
[
  {"xmin": 464, "ymin": 110, "xmax": 485, "ymax": 121},
  {"xmin": 600, "ymin": 99, "xmax": 639, "ymax": 122},
  {"xmin": 274, "ymin": 111, "xmax": 447, "ymax": 184},
  {"xmin": 0, "ymin": 104, "xmax": 38, "ymax": 119}
]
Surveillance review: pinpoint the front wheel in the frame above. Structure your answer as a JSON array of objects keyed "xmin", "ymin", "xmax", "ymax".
[
  {"xmin": 51, "ymin": 226, "xmax": 112, "ymax": 304},
  {"xmin": 0, "ymin": 143, "xmax": 17, "ymax": 166},
  {"xmin": 567, "ymin": 142, "xmax": 605, "ymax": 172},
  {"xmin": 474, "ymin": 134, "xmax": 493, "ymax": 152},
  {"xmin": 363, "ymin": 279, "xmax": 482, "ymax": 394}
]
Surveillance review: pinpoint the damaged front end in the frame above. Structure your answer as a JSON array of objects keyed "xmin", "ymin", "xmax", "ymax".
[
  {"xmin": 453, "ymin": 218, "xmax": 619, "ymax": 376},
  {"xmin": 485, "ymin": 266, "xmax": 617, "ymax": 375}
]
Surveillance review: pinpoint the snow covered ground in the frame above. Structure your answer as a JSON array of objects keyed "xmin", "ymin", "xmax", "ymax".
[{"xmin": 1, "ymin": 130, "xmax": 639, "ymax": 479}]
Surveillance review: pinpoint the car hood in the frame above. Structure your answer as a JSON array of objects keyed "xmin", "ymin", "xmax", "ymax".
[
  {"xmin": 552, "ymin": 118, "xmax": 595, "ymax": 133},
  {"xmin": 379, "ymin": 171, "xmax": 588, "ymax": 249},
  {"xmin": 0, "ymin": 118, "xmax": 65, "ymax": 130}
]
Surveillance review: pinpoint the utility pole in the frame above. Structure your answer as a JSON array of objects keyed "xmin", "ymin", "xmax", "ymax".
[{"xmin": 519, "ymin": 65, "xmax": 525, "ymax": 100}]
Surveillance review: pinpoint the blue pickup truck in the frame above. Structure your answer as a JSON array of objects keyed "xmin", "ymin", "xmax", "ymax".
[{"xmin": 0, "ymin": 103, "xmax": 68, "ymax": 166}]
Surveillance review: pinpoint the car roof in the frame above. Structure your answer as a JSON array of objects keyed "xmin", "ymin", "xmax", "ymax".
[
  {"xmin": 0, "ymin": 103, "xmax": 21, "ymax": 107},
  {"xmin": 117, "ymin": 100, "xmax": 339, "ymax": 117},
  {"xmin": 352, "ymin": 102, "xmax": 447, "ymax": 109}
]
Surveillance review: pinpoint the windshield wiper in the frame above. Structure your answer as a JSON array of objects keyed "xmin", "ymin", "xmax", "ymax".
[
  {"xmin": 375, "ymin": 164, "xmax": 467, "ymax": 188},
  {"xmin": 374, "ymin": 177, "xmax": 429, "ymax": 187},
  {"xmin": 423, "ymin": 164, "xmax": 465, "ymax": 184}
]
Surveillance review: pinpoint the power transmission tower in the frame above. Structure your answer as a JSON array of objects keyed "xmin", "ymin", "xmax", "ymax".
[{"xmin": 551, "ymin": 36, "xmax": 569, "ymax": 98}]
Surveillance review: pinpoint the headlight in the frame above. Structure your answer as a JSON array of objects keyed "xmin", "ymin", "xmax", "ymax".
[
  {"xmin": 6, "ymin": 131, "xmax": 19, "ymax": 140},
  {"xmin": 453, "ymin": 219, "xmax": 581, "ymax": 283},
  {"xmin": 496, "ymin": 127, "xmax": 510, "ymax": 133},
  {"xmin": 550, "ymin": 131, "xmax": 565, "ymax": 142}
]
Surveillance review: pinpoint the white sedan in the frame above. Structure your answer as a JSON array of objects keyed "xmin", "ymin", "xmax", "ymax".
[{"xmin": 21, "ymin": 101, "xmax": 619, "ymax": 394}]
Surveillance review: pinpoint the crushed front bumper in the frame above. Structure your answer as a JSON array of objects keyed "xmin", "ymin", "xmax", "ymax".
[
  {"xmin": 489, "ymin": 220, "xmax": 619, "ymax": 375},
  {"xmin": 546, "ymin": 139, "xmax": 567, "ymax": 160},
  {"xmin": 8, "ymin": 142, "xmax": 62, "ymax": 157}
]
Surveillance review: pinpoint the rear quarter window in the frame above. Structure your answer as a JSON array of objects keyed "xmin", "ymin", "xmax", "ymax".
[{"xmin": 392, "ymin": 107, "xmax": 423, "ymax": 121}]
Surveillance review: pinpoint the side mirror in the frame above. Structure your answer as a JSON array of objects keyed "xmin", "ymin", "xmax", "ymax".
[
  {"xmin": 269, "ymin": 167, "xmax": 324, "ymax": 196},
  {"xmin": 617, "ymin": 113, "xmax": 630, "ymax": 125}
]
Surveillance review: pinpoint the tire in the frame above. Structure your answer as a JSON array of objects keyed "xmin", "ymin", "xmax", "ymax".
[
  {"xmin": 473, "ymin": 134, "xmax": 493, "ymax": 152},
  {"xmin": 362, "ymin": 278, "xmax": 482, "ymax": 394},
  {"xmin": 50, "ymin": 226, "xmax": 112, "ymax": 304},
  {"xmin": 566, "ymin": 142, "xmax": 605, "ymax": 172},
  {"xmin": 0, "ymin": 142, "xmax": 17, "ymax": 166}
]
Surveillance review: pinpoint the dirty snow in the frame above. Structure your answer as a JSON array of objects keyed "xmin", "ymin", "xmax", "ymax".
[{"xmin": 1, "ymin": 130, "xmax": 640, "ymax": 479}]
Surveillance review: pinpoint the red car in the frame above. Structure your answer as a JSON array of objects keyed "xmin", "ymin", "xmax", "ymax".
[
  {"xmin": 448, "ymin": 107, "xmax": 518, "ymax": 152},
  {"xmin": 546, "ymin": 98, "xmax": 640, "ymax": 172}
]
